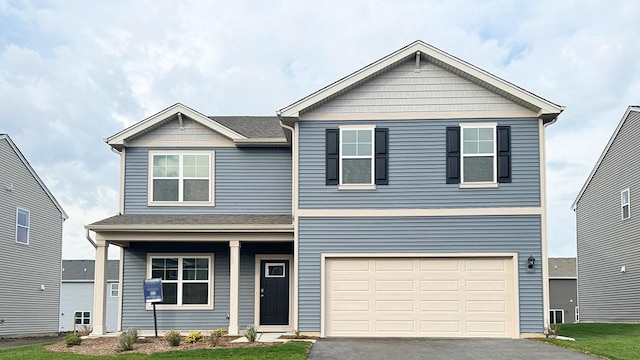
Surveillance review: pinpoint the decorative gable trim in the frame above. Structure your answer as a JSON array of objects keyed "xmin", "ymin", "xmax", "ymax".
[
  {"xmin": 0, "ymin": 134, "xmax": 68, "ymax": 219},
  {"xmin": 572, "ymin": 106, "xmax": 640, "ymax": 210},
  {"xmin": 106, "ymin": 103, "xmax": 246, "ymax": 150},
  {"xmin": 278, "ymin": 40, "xmax": 564, "ymax": 123}
]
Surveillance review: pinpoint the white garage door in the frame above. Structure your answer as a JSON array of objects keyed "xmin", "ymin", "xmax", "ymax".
[{"xmin": 324, "ymin": 257, "xmax": 517, "ymax": 338}]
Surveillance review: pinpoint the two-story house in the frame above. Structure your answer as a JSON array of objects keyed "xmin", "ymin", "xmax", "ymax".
[
  {"xmin": 0, "ymin": 134, "xmax": 68, "ymax": 337},
  {"xmin": 87, "ymin": 40, "xmax": 564, "ymax": 338}
]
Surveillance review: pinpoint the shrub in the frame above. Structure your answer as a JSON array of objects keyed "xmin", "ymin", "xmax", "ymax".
[
  {"xmin": 545, "ymin": 324, "xmax": 561, "ymax": 338},
  {"xmin": 185, "ymin": 331, "xmax": 205, "ymax": 344},
  {"xmin": 164, "ymin": 330, "xmax": 181, "ymax": 346},
  {"xmin": 244, "ymin": 325, "xmax": 258, "ymax": 342},
  {"xmin": 78, "ymin": 325, "xmax": 92, "ymax": 336},
  {"xmin": 209, "ymin": 328, "xmax": 228, "ymax": 347},
  {"xmin": 118, "ymin": 328, "xmax": 139, "ymax": 351},
  {"xmin": 65, "ymin": 332, "xmax": 82, "ymax": 347}
]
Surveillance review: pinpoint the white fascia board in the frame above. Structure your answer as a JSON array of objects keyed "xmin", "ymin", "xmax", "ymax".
[
  {"xmin": 85, "ymin": 224, "xmax": 294, "ymax": 232},
  {"xmin": 106, "ymin": 103, "xmax": 246, "ymax": 147},
  {"xmin": 572, "ymin": 106, "xmax": 640, "ymax": 210},
  {"xmin": 277, "ymin": 40, "xmax": 564, "ymax": 120}
]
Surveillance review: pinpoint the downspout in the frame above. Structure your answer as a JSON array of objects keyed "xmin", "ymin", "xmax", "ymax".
[
  {"xmin": 85, "ymin": 228, "xmax": 97, "ymax": 248},
  {"xmin": 279, "ymin": 120, "xmax": 295, "ymax": 216}
]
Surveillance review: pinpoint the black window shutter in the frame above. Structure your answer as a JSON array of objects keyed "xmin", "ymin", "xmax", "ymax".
[
  {"xmin": 446, "ymin": 126, "xmax": 460, "ymax": 184},
  {"xmin": 497, "ymin": 125, "xmax": 511, "ymax": 183},
  {"xmin": 326, "ymin": 129, "xmax": 339, "ymax": 185},
  {"xmin": 375, "ymin": 128, "xmax": 389, "ymax": 185}
]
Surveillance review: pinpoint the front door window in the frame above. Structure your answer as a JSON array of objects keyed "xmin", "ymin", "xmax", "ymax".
[{"xmin": 260, "ymin": 260, "xmax": 289, "ymax": 325}]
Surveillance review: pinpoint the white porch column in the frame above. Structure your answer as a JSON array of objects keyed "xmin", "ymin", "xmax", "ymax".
[
  {"xmin": 229, "ymin": 240, "xmax": 241, "ymax": 335},
  {"xmin": 91, "ymin": 237, "xmax": 109, "ymax": 335}
]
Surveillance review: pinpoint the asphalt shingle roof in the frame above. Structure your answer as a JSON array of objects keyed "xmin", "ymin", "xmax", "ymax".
[
  {"xmin": 210, "ymin": 116, "xmax": 285, "ymax": 139},
  {"xmin": 89, "ymin": 214, "xmax": 293, "ymax": 227},
  {"xmin": 62, "ymin": 260, "xmax": 119, "ymax": 281}
]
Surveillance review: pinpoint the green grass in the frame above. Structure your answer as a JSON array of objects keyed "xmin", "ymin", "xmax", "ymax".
[
  {"xmin": 541, "ymin": 323, "xmax": 640, "ymax": 360},
  {"xmin": 0, "ymin": 340, "xmax": 312, "ymax": 360}
]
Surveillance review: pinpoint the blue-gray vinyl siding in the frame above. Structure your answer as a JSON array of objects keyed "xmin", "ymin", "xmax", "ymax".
[
  {"xmin": 0, "ymin": 138, "xmax": 64, "ymax": 336},
  {"xmin": 121, "ymin": 242, "xmax": 292, "ymax": 330},
  {"xmin": 59, "ymin": 282, "xmax": 119, "ymax": 332},
  {"xmin": 298, "ymin": 215, "xmax": 543, "ymax": 333},
  {"xmin": 123, "ymin": 147, "xmax": 291, "ymax": 214},
  {"xmin": 298, "ymin": 118, "xmax": 540, "ymax": 209}
]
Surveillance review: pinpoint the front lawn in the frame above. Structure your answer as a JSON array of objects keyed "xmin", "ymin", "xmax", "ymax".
[
  {"xmin": 0, "ymin": 340, "xmax": 312, "ymax": 360},
  {"xmin": 542, "ymin": 323, "xmax": 640, "ymax": 360}
]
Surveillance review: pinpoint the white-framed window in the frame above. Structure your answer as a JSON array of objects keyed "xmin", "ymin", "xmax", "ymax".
[
  {"xmin": 74, "ymin": 311, "xmax": 91, "ymax": 328},
  {"xmin": 15, "ymin": 208, "xmax": 30, "ymax": 245},
  {"xmin": 146, "ymin": 254, "xmax": 214, "ymax": 310},
  {"xmin": 621, "ymin": 188, "xmax": 630, "ymax": 219},
  {"xmin": 148, "ymin": 151, "xmax": 214, "ymax": 205},
  {"xmin": 460, "ymin": 123, "xmax": 497, "ymax": 184},
  {"xmin": 339, "ymin": 125, "xmax": 375, "ymax": 186},
  {"xmin": 110, "ymin": 283, "xmax": 119, "ymax": 297},
  {"xmin": 265, "ymin": 262, "xmax": 286, "ymax": 278},
  {"xmin": 549, "ymin": 309, "xmax": 564, "ymax": 324},
  {"xmin": 575, "ymin": 306, "xmax": 579, "ymax": 322}
]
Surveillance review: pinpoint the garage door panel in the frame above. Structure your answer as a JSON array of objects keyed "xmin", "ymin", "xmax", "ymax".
[{"xmin": 325, "ymin": 257, "xmax": 516, "ymax": 338}]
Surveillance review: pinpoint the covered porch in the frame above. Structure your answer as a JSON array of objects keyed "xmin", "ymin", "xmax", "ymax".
[{"xmin": 86, "ymin": 214, "xmax": 295, "ymax": 336}]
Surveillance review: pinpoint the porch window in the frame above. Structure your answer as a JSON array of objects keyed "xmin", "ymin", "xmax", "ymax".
[
  {"xmin": 148, "ymin": 151, "xmax": 214, "ymax": 205},
  {"xmin": 147, "ymin": 254, "xmax": 214, "ymax": 310}
]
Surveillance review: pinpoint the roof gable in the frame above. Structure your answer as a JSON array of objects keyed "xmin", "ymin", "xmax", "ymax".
[
  {"xmin": 106, "ymin": 103, "xmax": 247, "ymax": 150},
  {"xmin": 572, "ymin": 106, "xmax": 640, "ymax": 209},
  {"xmin": 278, "ymin": 40, "xmax": 564, "ymax": 123},
  {"xmin": 0, "ymin": 134, "xmax": 68, "ymax": 219}
]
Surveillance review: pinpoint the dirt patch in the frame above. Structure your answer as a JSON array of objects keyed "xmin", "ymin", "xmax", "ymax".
[
  {"xmin": 46, "ymin": 335, "xmax": 273, "ymax": 356},
  {"xmin": 0, "ymin": 333, "xmax": 66, "ymax": 349}
]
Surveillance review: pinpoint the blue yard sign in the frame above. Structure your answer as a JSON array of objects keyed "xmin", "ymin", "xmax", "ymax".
[{"xmin": 143, "ymin": 278, "xmax": 163, "ymax": 303}]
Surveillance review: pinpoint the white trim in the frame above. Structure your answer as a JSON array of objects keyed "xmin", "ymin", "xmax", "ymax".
[
  {"xmin": 298, "ymin": 207, "xmax": 542, "ymax": 217},
  {"xmin": 145, "ymin": 253, "xmax": 215, "ymax": 311},
  {"xmin": 147, "ymin": 151, "xmax": 215, "ymax": 206},
  {"xmin": 106, "ymin": 103, "xmax": 246, "ymax": 147},
  {"xmin": 254, "ymin": 254, "xmax": 294, "ymax": 332},
  {"xmin": 338, "ymin": 184, "xmax": 376, "ymax": 190},
  {"xmin": 460, "ymin": 122, "xmax": 497, "ymax": 185},
  {"xmin": 339, "ymin": 125, "xmax": 375, "ymax": 186},
  {"xmin": 575, "ymin": 306, "xmax": 579, "ymax": 323},
  {"xmin": 264, "ymin": 262, "xmax": 286, "ymax": 278},
  {"xmin": 572, "ymin": 106, "xmax": 640, "ymax": 209},
  {"xmin": 549, "ymin": 309, "xmax": 564, "ymax": 324},
  {"xmin": 540, "ymin": 119, "xmax": 551, "ymax": 330},
  {"xmin": 117, "ymin": 246, "xmax": 124, "ymax": 331},
  {"xmin": 292, "ymin": 217, "xmax": 299, "ymax": 332},
  {"xmin": 110, "ymin": 282, "xmax": 119, "ymax": 297},
  {"xmin": 278, "ymin": 41, "xmax": 563, "ymax": 119},
  {"xmin": 15, "ymin": 207, "xmax": 30, "ymax": 245},
  {"xmin": 621, "ymin": 188, "xmax": 630, "ymax": 220},
  {"xmin": 300, "ymin": 109, "xmax": 539, "ymax": 121},
  {"xmin": 459, "ymin": 183, "xmax": 499, "ymax": 189},
  {"xmin": 118, "ymin": 148, "xmax": 125, "ymax": 214},
  {"xmin": 320, "ymin": 253, "xmax": 520, "ymax": 339}
]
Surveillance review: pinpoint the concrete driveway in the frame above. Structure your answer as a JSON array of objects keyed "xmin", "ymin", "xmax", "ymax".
[{"xmin": 307, "ymin": 338, "xmax": 599, "ymax": 360}]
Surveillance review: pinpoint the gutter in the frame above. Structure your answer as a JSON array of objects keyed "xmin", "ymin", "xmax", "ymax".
[{"xmin": 86, "ymin": 224, "xmax": 294, "ymax": 232}]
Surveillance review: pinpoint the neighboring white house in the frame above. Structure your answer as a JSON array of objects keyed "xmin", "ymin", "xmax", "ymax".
[{"xmin": 60, "ymin": 260, "xmax": 119, "ymax": 332}]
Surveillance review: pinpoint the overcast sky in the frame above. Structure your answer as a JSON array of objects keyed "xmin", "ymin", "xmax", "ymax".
[{"xmin": 1, "ymin": 1, "xmax": 638, "ymax": 260}]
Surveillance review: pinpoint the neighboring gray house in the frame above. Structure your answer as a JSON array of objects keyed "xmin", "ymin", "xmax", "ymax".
[
  {"xmin": 0, "ymin": 134, "xmax": 68, "ymax": 337},
  {"xmin": 60, "ymin": 260, "xmax": 120, "ymax": 332},
  {"xmin": 548, "ymin": 258, "xmax": 577, "ymax": 324},
  {"xmin": 573, "ymin": 106, "xmax": 640, "ymax": 322},
  {"xmin": 87, "ymin": 40, "xmax": 564, "ymax": 338}
]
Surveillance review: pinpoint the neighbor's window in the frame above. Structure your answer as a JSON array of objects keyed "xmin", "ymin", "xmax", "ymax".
[
  {"xmin": 621, "ymin": 188, "xmax": 630, "ymax": 219},
  {"xmin": 148, "ymin": 255, "xmax": 213, "ymax": 309},
  {"xmin": 15, "ymin": 208, "xmax": 30, "ymax": 245},
  {"xmin": 149, "ymin": 152, "xmax": 213, "ymax": 204},
  {"xmin": 110, "ymin": 283, "xmax": 119, "ymax": 297},
  {"xmin": 549, "ymin": 309, "xmax": 564, "ymax": 324},
  {"xmin": 340, "ymin": 126, "xmax": 374, "ymax": 185},
  {"xmin": 461, "ymin": 124, "xmax": 496, "ymax": 183},
  {"xmin": 74, "ymin": 311, "xmax": 91, "ymax": 327}
]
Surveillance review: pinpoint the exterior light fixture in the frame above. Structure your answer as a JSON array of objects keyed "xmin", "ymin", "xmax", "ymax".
[{"xmin": 527, "ymin": 255, "xmax": 535, "ymax": 269}]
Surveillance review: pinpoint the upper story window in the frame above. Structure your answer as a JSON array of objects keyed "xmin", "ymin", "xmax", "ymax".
[
  {"xmin": 340, "ymin": 125, "xmax": 375, "ymax": 186},
  {"xmin": 446, "ymin": 123, "xmax": 511, "ymax": 187},
  {"xmin": 148, "ymin": 151, "xmax": 214, "ymax": 206},
  {"xmin": 15, "ymin": 208, "xmax": 30, "ymax": 245},
  {"xmin": 147, "ymin": 254, "xmax": 214, "ymax": 310},
  {"xmin": 621, "ymin": 188, "xmax": 630, "ymax": 219}
]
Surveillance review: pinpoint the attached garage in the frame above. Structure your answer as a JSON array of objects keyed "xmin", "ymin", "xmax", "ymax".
[{"xmin": 322, "ymin": 255, "xmax": 519, "ymax": 338}]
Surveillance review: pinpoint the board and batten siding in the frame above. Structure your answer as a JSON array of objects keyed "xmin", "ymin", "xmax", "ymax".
[
  {"xmin": 297, "ymin": 215, "xmax": 543, "ymax": 333},
  {"xmin": 576, "ymin": 110, "xmax": 640, "ymax": 322},
  {"xmin": 303, "ymin": 58, "xmax": 533, "ymax": 115},
  {"xmin": 0, "ymin": 138, "xmax": 64, "ymax": 336},
  {"xmin": 298, "ymin": 118, "xmax": 540, "ymax": 209},
  {"xmin": 121, "ymin": 242, "xmax": 293, "ymax": 330},
  {"xmin": 124, "ymin": 147, "xmax": 291, "ymax": 214}
]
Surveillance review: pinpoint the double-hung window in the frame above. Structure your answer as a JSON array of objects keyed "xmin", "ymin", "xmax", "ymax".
[
  {"xmin": 147, "ymin": 254, "xmax": 214, "ymax": 310},
  {"xmin": 15, "ymin": 208, "xmax": 30, "ymax": 245},
  {"xmin": 621, "ymin": 188, "xmax": 630, "ymax": 219},
  {"xmin": 461, "ymin": 123, "xmax": 496, "ymax": 184},
  {"xmin": 340, "ymin": 125, "xmax": 375, "ymax": 186},
  {"xmin": 149, "ymin": 151, "xmax": 214, "ymax": 205}
]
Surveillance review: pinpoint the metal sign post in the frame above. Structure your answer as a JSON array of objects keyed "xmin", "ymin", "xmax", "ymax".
[{"xmin": 143, "ymin": 278, "xmax": 163, "ymax": 338}]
